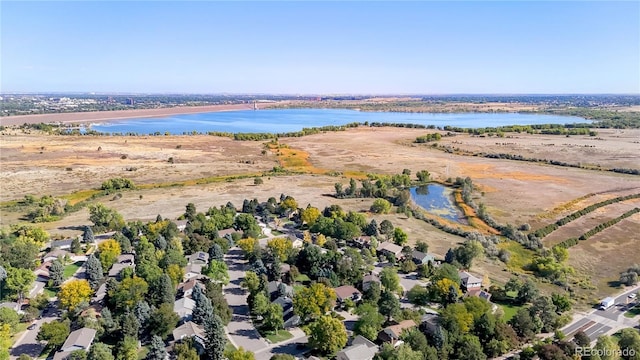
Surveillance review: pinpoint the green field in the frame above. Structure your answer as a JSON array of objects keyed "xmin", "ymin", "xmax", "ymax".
[
  {"xmin": 264, "ymin": 330, "xmax": 293, "ymax": 343},
  {"xmin": 499, "ymin": 303, "xmax": 523, "ymax": 321},
  {"xmin": 64, "ymin": 261, "xmax": 84, "ymax": 278}
]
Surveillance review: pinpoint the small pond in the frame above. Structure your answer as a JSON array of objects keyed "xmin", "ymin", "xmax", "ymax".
[{"xmin": 410, "ymin": 184, "xmax": 466, "ymax": 223}]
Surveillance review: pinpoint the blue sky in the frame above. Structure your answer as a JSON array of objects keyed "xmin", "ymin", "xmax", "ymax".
[{"xmin": 1, "ymin": 1, "xmax": 638, "ymax": 94}]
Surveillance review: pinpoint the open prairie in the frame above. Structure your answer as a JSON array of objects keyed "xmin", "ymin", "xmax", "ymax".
[{"xmin": 1, "ymin": 125, "xmax": 639, "ymax": 298}]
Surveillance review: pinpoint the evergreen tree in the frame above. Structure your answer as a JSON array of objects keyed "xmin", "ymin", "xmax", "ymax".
[
  {"xmin": 71, "ymin": 237, "xmax": 82, "ymax": 254},
  {"xmin": 120, "ymin": 311, "xmax": 140, "ymax": 338},
  {"xmin": 192, "ymin": 288, "xmax": 214, "ymax": 325},
  {"xmin": 100, "ymin": 307, "xmax": 117, "ymax": 335},
  {"xmin": 49, "ymin": 259, "xmax": 65, "ymax": 287},
  {"xmin": 209, "ymin": 244, "xmax": 224, "ymax": 262},
  {"xmin": 155, "ymin": 214, "xmax": 163, "ymax": 223},
  {"xmin": 153, "ymin": 274, "xmax": 175, "ymax": 305},
  {"xmin": 87, "ymin": 342, "xmax": 115, "ymax": 360},
  {"xmin": 365, "ymin": 219, "xmax": 379, "ymax": 236},
  {"xmin": 133, "ymin": 301, "xmax": 151, "ymax": 336},
  {"xmin": 83, "ymin": 226, "xmax": 95, "ymax": 244},
  {"xmin": 0, "ymin": 265, "xmax": 6, "ymax": 299},
  {"xmin": 145, "ymin": 335, "xmax": 168, "ymax": 360},
  {"xmin": 204, "ymin": 314, "xmax": 226, "ymax": 360},
  {"xmin": 378, "ymin": 290, "xmax": 400, "ymax": 321},
  {"xmin": 445, "ymin": 248, "xmax": 456, "ymax": 264},
  {"xmin": 85, "ymin": 254, "xmax": 104, "ymax": 290}
]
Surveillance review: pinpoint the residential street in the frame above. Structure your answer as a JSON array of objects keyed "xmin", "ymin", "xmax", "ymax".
[
  {"xmin": 223, "ymin": 247, "xmax": 270, "ymax": 353},
  {"xmin": 9, "ymin": 304, "xmax": 59, "ymax": 360}
]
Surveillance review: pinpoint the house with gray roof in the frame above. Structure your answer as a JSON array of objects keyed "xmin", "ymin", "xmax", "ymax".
[
  {"xmin": 172, "ymin": 321, "xmax": 205, "ymax": 354},
  {"xmin": 459, "ymin": 271, "xmax": 483, "ymax": 291},
  {"xmin": 174, "ymin": 297, "xmax": 196, "ymax": 322},
  {"xmin": 273, "ymin": 296, "xmax": 300, "ymax": 328},
  {"xmin": 52, "ymin": 327, "xmax": 97, "ymax": 360},
  {"xmin": 187, "ymin": 251, "xmax": 209, "ymax": 265},
  {"xmin": 336, "ymin": 335, "xmax": 378, "ymax": 360}
]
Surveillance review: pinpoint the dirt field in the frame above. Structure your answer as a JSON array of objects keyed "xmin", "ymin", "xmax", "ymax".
[{"xmin": 1, "ymin": 124, "xmax": 639, "ymax": 297}]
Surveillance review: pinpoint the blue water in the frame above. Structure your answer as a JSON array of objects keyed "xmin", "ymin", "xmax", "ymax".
[
  {"xmin": 90, "ymin": 108, "xmax": 586, "ymax": 135},
  {"xmin": 410, "ymin": 185, "xmax": 465, "ymax": 223}
]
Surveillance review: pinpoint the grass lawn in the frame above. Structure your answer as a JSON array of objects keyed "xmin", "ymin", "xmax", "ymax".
[
  {"xmin": 263, "ymin": 330, "xmax": 293, "ymax": 343},
  {"xmin": 295, "ymin": 274, "xmax": 310, "ymax": 283},
  {"xmin": 224, "ymin": 341, "xmax": 236, "ymax": 353},
  {"xmin": 498, "ymin": 302, "xmax": 522, "ymax": 321},
  {"xmin": 64, "ymin": 261, "xmax": 84, "ymax": 278},
  {"xmin": 624, "ymin": 304, "xmax": 640, "ymax": 318},
  {"xmin": 44, "ymin": 287, "xmax": 58, "ymax": 298},
  {"xmin": 497, "ymin": 241, "xmax": 535, "ymax": 272},
  {"xmin": 10, "ymin": 323, "xmax": 28, "ymax": 344}
]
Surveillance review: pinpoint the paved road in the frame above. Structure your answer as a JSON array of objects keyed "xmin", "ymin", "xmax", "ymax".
[
  {"xmin": 10, "ymin": 304, "xmax": 59, "ymax": 360},
  {"xmin": 223, "ymin": 247, "xmax": 270, "ymax": 353},
  {"xmin": 563, "ymin": 285, "xmax": 640, "ymax": 343}
]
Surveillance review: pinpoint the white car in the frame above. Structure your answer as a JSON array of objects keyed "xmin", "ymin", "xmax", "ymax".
[{"xmin": 629, "ymin": 293, "xmax": 637, "ymax": 299}]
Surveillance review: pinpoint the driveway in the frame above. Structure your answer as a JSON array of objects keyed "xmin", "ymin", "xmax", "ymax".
[
  {"xmin": 223, "ymin": 247, "xmax": 269, "ymax": 353},
  {"xmin": 10, "ymin": 304, "xmax": 60, "ymax": 359}
]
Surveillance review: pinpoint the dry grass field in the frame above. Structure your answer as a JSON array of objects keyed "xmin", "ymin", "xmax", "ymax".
[{"xmin": 1, "ymin": 124, "xmax": 639, "ymax": 301}]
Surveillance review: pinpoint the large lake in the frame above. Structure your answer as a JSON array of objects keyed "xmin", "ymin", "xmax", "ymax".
[{"xmin": 90, "ymin": 108, "xmax": 586, "ymax": 134}]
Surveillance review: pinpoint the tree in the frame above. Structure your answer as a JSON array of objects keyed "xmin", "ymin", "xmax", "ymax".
[
  {"xmin": 509, "ymin": 307, "xmax": 542, "ymax": 340},
  {"xmin": 133, "ymin": 301, "xmax": 151, "ymax": 334},
  {"xmin": 98, "ymin": 239, "xmax": 122, "ymax": 273},
  {"xmin": 4, "ymin": 266, "xmax": 35, "ymax": 301},
  {"xmin": 379, "ymin": 290, "xmax": 400, "ymax": 321},
  {"xmin": 0, "ymin": 308, "xmax": 20, "ymax": 331},
  {"xmin": 363, "ymin": 281, "xmax": 381, "ymax": 304},
  {"xmin": 174, "ymin": 339, "xmax": 199, "ymax": 360},
  {"xmin": 308, "ymin": 315, "xmax": 347, "ymax": 355},
  {"xmin": 573, "ymin": 330, "xmax": 591, "ymax": 347},
  {"xmin": 415, "ymin": 240, "xmax": 429, "ymax": 253},
  {"xmin": 2, "ymin": 236, "xmax": 40, "ymax": 270},
  {"xmin": 58, "ymin": 279, "xmax": 92, "ymax": 311},
  {"xmin": 71, "ymin": 237, "xmax": 82, "ymax": 254},
  {"xmin": 120, "ymin": 312, "xmax": 140, "ymax": 339},
  {"xmin": 0, "ymin": 324, "xmax": 10, "ymax": 360},
  {"xmin": 205, "ymin": 261, "xmax": 230, "ymax": 285},
  {"xmin": 116, "ymin": 336, "xmax": 138, "ymax": 360},
  {"xmin": 193, "ymin": 286, "xmax": 215, "ymax": 325},
  {"xmin": 152, "ymin": 274, "xmax": 175, "ymax": 305},
  {"xmin": 617, "ymin": 328, "xmax": 640, "ymax": 360},
  {"xmin": 293, "ymin": 282, "xmax": 336, "ymax": 321},
  {"xmin": 301, "ymin": 207, "xmax": 321, "ymax": 226},
  {"xmin": 266, "ymin": 237, "xmax": 293, "ymax": 262},
  {"xmin": 209, "ymin": 244, "xmax": 224, "ymax": 262},
  {"xmin": 0, "ymin": 265, "xmax": 6, "ymax": 299},
  {"xmin": 85, "ymin": 254, "xmax": 104, "ymax": 289},
  {"xmin": 594, "ymin": 335, "xmax": 621, "ymax": 360},
  {"xmin": 516, "ymin": 279, "xmax": 539, "ymax": 304},
  {"xmin": 241, "ymin": 271, "xmax": 261, "ymax": 295},
  {"xmin": 204, "ymin": 314, "xmax": 226, "ymax": 360},
  {"xmin": 416, "ymin": 170, "xmax": 430, "ymax": 182},
  {"xmin": 354, "ymin": 303, "xmax": 384, "ymax": 341},
  {"xmin": 407, "ymin": 285, "xmax": 429, "ymax": 306},
  {"xmin": 225, "ymin": 347, "xmax": 255, "ymax": 360},
  {"xmin": 88, "ymin": 342, "xmax": 114, "ymax": 360},
  {"xmin": 37, "ymin": 320, "xmax": 70, "ymax": 349},
  {"xmin": 49, "ymin": 259, "xmax": 65, "ymax": 287},
  {"xmin": 380, "ymin": 267, "xmax": 401, "ymax": 294},
  {"xmin": 89, "ymin": 203, "xmax": 125, "ymax": 232},
  {"xmin": 379, "ymin": 220, "xmax": 394, "ymax": 236},
  {"xmin": 370, "ymin": 198, "xmax": 392, "ymax": 214},
  {"xmin": 111, "ymin": 276, "xmax": 148, "ymax": 310},
  {"xmin": 83, "ymin": 226, "xmax": 95, "ymax": 244},
  {"xmin": 456, "ymin": 335, "xmax": 487, "ymax": 360},
  {"xmin": 262, "ymin": 303, "xmax": 284, "ymax": 334},
  {"xmin": 454, "ymin": 240, "xmax": 484, "ymax": 269},
  {"xmin": 393, "ymin": 227, "xmax": 408, "ymax": 246},
  {"xmin": 145, "ymin": 335, "xmax": 168, "ymax": 360}
]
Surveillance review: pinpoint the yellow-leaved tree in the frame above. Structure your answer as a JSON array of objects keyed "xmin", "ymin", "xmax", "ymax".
[
  {"xmin": 58, "ymin": 279, "xmax": 92, "ymax": 311},
  {"xmin": 266, "ymin": 237, "xmax": 293, "ymax": 261},
  {"xmin": 98, "ymin": 239, "xmax": 121, "ymax": 272}
]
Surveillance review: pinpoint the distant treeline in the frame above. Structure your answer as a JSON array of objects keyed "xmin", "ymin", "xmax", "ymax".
[
  {"xmin": 532, "ymin": 193, "xmax": 640, "ymax": 240},
  {"xmin": 553, "ymin": 207, "xmax": 640, "ymax": 249}
]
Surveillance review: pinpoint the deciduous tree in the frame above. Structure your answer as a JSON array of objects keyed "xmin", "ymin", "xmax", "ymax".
[
  {"xmin": 308, "ymin": 315, "xmax": 347, "ymax": 355},
  {"xmin": 293, "ymin": 282, "xmax": 336, "ymax": 321},
  {"xmin": 58, "ymin": 279, "xmax": 92, "ymax": 311},
  {"xmin": 98, "ymin": 239, "xmax": 121, "ymax": 273},
  {"xmin": 37, "ymin": 320, "xmax": 70, "ymax": 349},
  {"xmin": 354, "ymin": 303, "xmax": 384, "ymax": 341}
]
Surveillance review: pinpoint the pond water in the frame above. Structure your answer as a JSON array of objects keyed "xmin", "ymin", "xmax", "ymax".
[
  {"xmin": 410, "ymin": 184, "xmax": 465, "ymax": 223},
  {"xmin": 90, "ymin": 108, "xmax": 586, "ymax": 135}
]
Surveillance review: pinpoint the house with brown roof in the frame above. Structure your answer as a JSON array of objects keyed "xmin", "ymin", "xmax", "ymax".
[
  {"xmin": 377, "ymin": 242, "xmax": 403, "ymax": 259},
  {"xmin": 377, "ymin": 320, "xmax": 416, "ymax": 346},
  {"xmin": 362, "ymin": 274, "xmax": 381, "ymax": 291},
  {"xmin": 178, "ymin": 278, "xmax": 203, "ymax": 298},
  {"xmin": 334, "ymin": 285, "xmax": 362, "ymax": 305},
  {"xmin": 52, "ymin": 327, "xmax": 97, "ymax": 360}
]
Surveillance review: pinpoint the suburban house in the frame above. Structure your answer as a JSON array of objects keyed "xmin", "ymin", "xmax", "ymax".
[
  {"xmin": 178, "ymin": 278, "xmax": 203, "ymax": 299},
  {"xmin": 273, "ymin": 296, "xmax": 300, "ymax": 328},
  {"xmin": 362, "ymin": 274, "xmax": 381, "ymax": 291},
  {"xmin": 459, "ymin": 271, "xmax": 483, "ymax": 291},
  {"xmin": 350, "ymin": 235, "xmax": 372, "ymax": 249},
  {"xmin": 334, "ymin": 285, "xmax": 362, "ymax": 306},
  {"xmin": 92, "ymin": 283, "xmax": 107, "ymax": 304},
  {"xmin": 34, "ymin": 261, "xmax": 51, "ymax": 281},
  {"xmin": 43, "ymin": 249, "xmax": 71, "ymax": 263},
  {"xmin": 0, "ymin": 302, "xmax": 22, "ymax": 313},
  {"xmin": 172, "ymin": 321, "xmax": 205, "ymax": 354},
  {"xmin": 174, "ymin": 297, "xmax": 196, "ymax": 322},
  {"xmin": 411, "ymin": 251, "xmax": 435, "ymax": 265},
  {"xmin": 377, "ymin": 320, "xmax": 417, "ymax": 346},
  {"xmin": 420, "ymin": 313, "xmax": 441, "ymax": 336},
  {"xmin": 217, "ymin": 228, "xmax": 240, "ymax": 240},
  {"xmin": 466, "ymin": 288, "xmax": 492, "ymax": 302},
  {"xmin": 267, "ymin": 281, "xmax": 293, "ymax": 301},
  {"xmin": 336, "ymin": 335, "xmax": 379, "ymax": 360},
  {"xmin": 108, "ymin": 254, "xmax": 135, "ymax": 278},
  {"xmin": 377, "ymin": 242, "xmax": 403, "ymax": 259},
  {"xmin": 50, "ymin": 238, "xmax": 73, "ymax": 250},
  {"xmin": 184, "ymin": 263, "xmax": 204, "ymax": 281},
  {"xmin": 187, "ymin": 251, "xmax": 209, "ymax": 265},
  {"xmin": 52, "ymin": 327, "xmax": 97, "ymax": 360}
]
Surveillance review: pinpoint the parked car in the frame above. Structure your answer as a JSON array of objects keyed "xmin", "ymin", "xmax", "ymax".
[
  {"xmin": 629, "ymin": 293, "xmax": 637, "ymax": 299},
  {"xmin": 27, "ymin": 323, "xmax": 37, "ymax": 330}
]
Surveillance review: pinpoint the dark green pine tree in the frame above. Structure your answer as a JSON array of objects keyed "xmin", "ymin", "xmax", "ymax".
[
  {"xmin": 154, "ymin": 274, "xmax": 175, "ymax": 305},
  {"xmin": 192, "ymin": 286, "xmax": 214, "ymax": 325},
  {"xmin": 120, "ymin": 311, "xmax": 140, "ymax": 339},
  {"xmin": 85, "ymin": 254, "xmax": 104, "ymax": 289},
  {"xmin": 49, "ymin": 259, "xmax": 65, "ymax": 287},
  {"xmin": 71, "ymin": 237, "xmax": 82, "ymax": 254},
  {"xmin": 204, "ymin": 314, "xmax": 226, "ymax": 360},
  {"xmin": 83, "ymin": 226, "xmax": 95, "ymax": 243},
  {"xmin": 208, "ymin": 244, "xmax": 224, "ymax": 262},
  {"xmin": 145, "ymin": 335, "xmax": 168, "ymax": 360}
]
